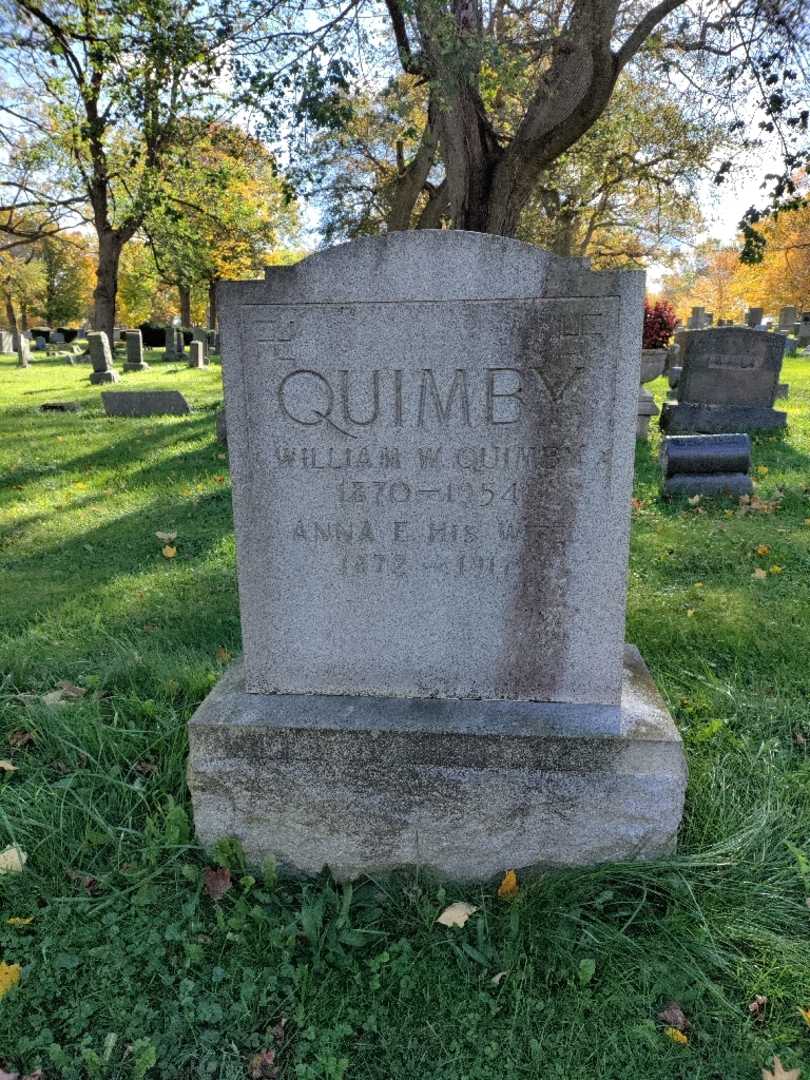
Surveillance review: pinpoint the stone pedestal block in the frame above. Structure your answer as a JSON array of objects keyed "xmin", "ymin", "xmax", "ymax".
[
  {"xmin": 637, "ymin": 388, "xmax": 659, "ymax": 439},
  {"xmin": 660, "ymin": 402, "xmax": 786, "ymax": 434},
  {"xmin": 188, "ymin": 646, "xmax": 686, "ymax": 881},
  {"xmin": 89, "ymin": 369, "xmax": 120, "ymax": 384}
]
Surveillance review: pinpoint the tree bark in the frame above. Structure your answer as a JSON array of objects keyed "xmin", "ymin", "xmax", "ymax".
[
  {"xmin": 93, "ymin": 229, "xmax": 123, "ymax": 341},
  {"xmin": 207, "ymin": 279, "xmax": 218, "ymax": 329},
  {"xmin": 179, "ymin": 284, "xmax": 191, "ymax": 328}
]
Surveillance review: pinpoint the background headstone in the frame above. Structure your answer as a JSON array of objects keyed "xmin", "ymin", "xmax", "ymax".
[
  {"xmin": 101, "ymin": 390, "xmax": 191, "ymax": 417},
  {"xmin": 16, "ymin": 336, "xmax": 31, "ymax": 368},
  {"xmin": 87, "ymin": 331, "xmax": 120, "ymax": 384},
  {"xmin": 124, "ymin": 330, "xmax": 149, "ymax": 372},
  {"xmin": 188, "ymin": 340, "xmax": 206, "ymax": 368},
  {"xmin": 745, "ymin": 307, "xmax": 764, "ymax": 328},
  {"xmin": 661, "ymin": 326, "xmax": 786, "ymax": 433}
]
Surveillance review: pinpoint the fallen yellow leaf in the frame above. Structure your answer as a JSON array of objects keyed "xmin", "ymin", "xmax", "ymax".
[
  {"xmin": 0, "ymin": 962, "xmax": 21, "ymax": 999},
  {"xmin": 770, "ymin": 565, "xmax": 783, "ymax": 575},
  {"xmin": 0, "ymin": 761, "xmax": 16, "ymax": 773},
  {"xmin": 756, "ymin": 544, "xmax": 771, "ymax": 556},
  {"xmin": 799, "ymin": 1006, "xmax": 810, "ymax": 1028},
  {"xmin": 756, "ymin": 465, "xmax": 769, "ymax": 476},
  {"xmin": 162, "ymin": 545, "xmax": 177, "ymax": 559},
  {"xmin": 436, "ymin": 902, "xmax": 478, "ymax": 928},
  {"xmin": 0, "ymin": 846, "xmax": 27, "ymax": 874},
  {"xmin": 6, "ymin": 917, "xmax": 33, "ymax": 927},
  {"xmin": 687, "ymin": 609, "xmax": 696, "ymax": 617},
  {"xmin": 762, "ymin": 1056, "xmax": 801, "ymax": 1080},
  {"xmin": 497, "ymin": 869, "xmax": 519, "ymax": 899},
  {"xmin": 663, "ymin": 1026, "xmax": 688, "ymax": 1046}
]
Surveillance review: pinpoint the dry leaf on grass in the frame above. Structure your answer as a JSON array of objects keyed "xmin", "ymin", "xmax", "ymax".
[
  {"xmin": 753, "ymin": 568, "xmax": 768, "ymax": 580},
  {"xmin": 0, "ymin": 847, "xmax": 26, "ymax": 874},
  {"xmin": 756, "ymin": 544, "xmax": 771, "ymax": 556},
  {"xmin": 748, "ymin": 995, "xmax": 768, "ymax": 1020},
  {"xmin": 0, "ymin": 963, "xmax": 21, "ymax": 999},
  {"xmin": 203, "ymin": 866, "xmax": 232, "ymax": 901},
  {"xmin": 42, "ymin": 681, "xmax": 86, "ymax": 706},
  {"xmin": 436, "ymin": 902, "xmax": 478, "ymax": 928},
  {"xmin": 497, "ymin": 869, "xmax": 519, "ymax": 899},
  {"xmin": 762, "ymin": 1056, "xmax": 801, "ymax": 1080},
  {"xmin": 248, "ymin": 1050, "xmax": 278, "ymax": 1078},
  {"xmin": 658, "ymin": 1001, "xmax": 690, "ymax": 1031},
  {"xmin": 0, "ymin": 1069, "xmax": 42, "ymax": 1080},
  {"xmin": 155, "ymin": 531, "xmax": 177, "ymax": 543},
  {"xmin": 162, "ymin": 545, "xmax": 177, "ymax": 559},
  {"xmin": 6, "ymin": 917, "xmax": 33, "ymax": 927},
  {"xmin": 0, "ymin": 761, "xmax": 16, "ymax": 773},
  {"xmin": 663, "ymin": 1026, "xmax": 688, "ymax": 1046},
  {"xmin": 7, "ymin": 731, "xmax": 33, "ymax": 749},
  {"xmin": 491, "ymin": 971, "xmax": 508, "ymax": 986},
  {"xmin": 215, "ymin": 646, "xmax": 232, "ymax": 664}
]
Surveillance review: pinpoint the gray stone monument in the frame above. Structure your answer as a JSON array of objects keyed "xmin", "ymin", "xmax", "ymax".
[
  {"xmin": 188, "ymin": 340, "xmax": 206, "ymax": 368},
  {"xmin": 661, "ymin": 434, "xmax": 752, "ymax": 497},
  {"xmin": 124, "ymin": 330, "xmax": 149, "ymax": 372},
  {"xmin": 187, "ymin": 232, "xmax": 686, "ymax": 881},
  {"xmin": 191, "ymin": 327, "xmax": 209, "ymax": 359},
  {"xmin": 0, "ymin": 330, "xmax": 12, "ymax": 353},
  {"xmin": 745, "ymin": 307, "xmax": 764, "ymax": 328},
  {"xmin": 175, "ymin": 328, "xmax": 185, "ymax": 357},
  {"xmin": 87, "ymin": 331, "xmax": 120, "ymax": 384},
  {"xmin": 164, "ymin": 327, "xmax": 177, "ymax": 359},
  {"xmin": 16, "ymin": 335, "xmax": 31, "ymax": 368},
  {"xmin": 101, "ymin": 390, "xmax": 190, "ymax": 417},
  {"xmin": 779, "ymin": 306, "xmax": 797, "ymax": 330},
  {"xmin": 661, "ymin": 327, "xmax": 786, "ymax": 434}
]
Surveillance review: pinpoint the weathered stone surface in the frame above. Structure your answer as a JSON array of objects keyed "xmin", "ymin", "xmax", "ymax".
[
  {"xmin": 188, "ymin": 340, "xmax": 206, "ymax": 368},
  {"xmin": 216, "ymin": 407, "xmax": 227, "ymax": 444},
  {"xmin": 164, "ymin": 327, "xmax": 177, "ymax": 358},
  {"xmin": 661, "ymin": 434, "xmax": 751, "ymax": 476},
  {"xmin": 101, "ymin": 390, "xmax": 191, "ymax": 417},
  {"xmin": 745, "ymin": 307, "xmax": 763, "ymax": 328},
  {"xmin": 640, "ymin": 349, "xmax": 666, "ymax": 384},
  {"xmin": 87, "ymin": 331, "xmax": 120, "ymax": 384},
  {"xmin": 779, "ymin": 306, "xmax": 797, "ymax": 329},
  {"xmin": 660, "ymin": 402, "xmax": 787, "ymax": 434},
  {"xmin": 219, "ymin": 231, "xmax": 644, "ymax": 706},
  {"xmin": 192, "ymin": 327, "xmax": 209, "ymax": 359},
  {"xmin": 0, "ymin": 330, "xmax": 12, "ymax": 353},
  {"xmin": 188, "ymin": 646, "xmax": 686, "ymax": 880},
  {"xmin": 663, "ymin": 473, "xmax": 752, "ymax": 497},
  {"xmin": 677, "ymin": 326, "xmax": 785, "ymax": 408},
  {"xmin": 124, "ymin": 330, "xmax": 149, "ymax": 372},
  {"xmin": 667, "ymin": 365, "xmax": 682, "ymax": 389}
]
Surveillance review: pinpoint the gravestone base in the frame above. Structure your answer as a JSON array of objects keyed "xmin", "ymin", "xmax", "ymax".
[
  {"xmin": 660, "ymin": 402, "xmax": 786, "ymax": 434},
  {"xmin": 89, "ymin": 369, "xmax": 119, "ymax": 384},
  {"xmin": 123, "ymin": 361, "xmax": 150, "ymax": 372},
  {"xmin": 188, "ymin": 646, "xmax": 686, "ymax": 881}
]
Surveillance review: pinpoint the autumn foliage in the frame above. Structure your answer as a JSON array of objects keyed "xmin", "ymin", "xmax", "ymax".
[{"xmin": 643, "ymin": 297, "xmax": 679, "ymax": 349}]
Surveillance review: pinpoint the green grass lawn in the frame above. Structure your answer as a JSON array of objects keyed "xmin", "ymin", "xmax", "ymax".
[{"xmin": 1, "ymin": 349, "xmax": 810, "ymax": 1079}]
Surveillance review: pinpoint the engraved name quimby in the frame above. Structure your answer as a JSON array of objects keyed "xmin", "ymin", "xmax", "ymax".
[{"xmin": 275, "ymin": 365, "xmax": 582, "ymax": 436}]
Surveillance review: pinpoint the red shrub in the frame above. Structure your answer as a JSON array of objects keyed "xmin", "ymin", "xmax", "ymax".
[{"xmin": 643, "ymin": 298, "xmax": 679, "ymax": 349}]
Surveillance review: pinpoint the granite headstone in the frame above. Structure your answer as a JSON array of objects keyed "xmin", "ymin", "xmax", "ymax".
[
  {"xmin": 187, "ymin": 232, "xmax": 686, "ymax": 880},
  {"xmin": 101, "ymin": 390, "xmax": 190, "ymax": 417},
  {"xmin": 87, "ymin": 331, "xmax": 120, "ymax": 384},
  {"xmin": 661, "ymin": 326, "xmax": 786, "ymax": 433},
  {"xmin": 124, "ymin": 330, "xmax": 149, "ymax": 372}
]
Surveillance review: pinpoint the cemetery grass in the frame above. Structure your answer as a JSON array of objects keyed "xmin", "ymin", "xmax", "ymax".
[{"xmin": 0, "ymin": 352, "xmax": 809, "ymax": 1080}]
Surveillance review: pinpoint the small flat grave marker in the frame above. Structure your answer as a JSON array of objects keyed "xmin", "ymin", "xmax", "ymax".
[{"xmin": 101, "ymin": 390, "xmax": 191, "ymax": 417}]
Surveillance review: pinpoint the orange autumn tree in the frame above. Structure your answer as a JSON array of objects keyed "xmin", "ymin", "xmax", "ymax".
[{"xmin": 732, "ymin": 200, "xmax": 810, "ymax": 312}]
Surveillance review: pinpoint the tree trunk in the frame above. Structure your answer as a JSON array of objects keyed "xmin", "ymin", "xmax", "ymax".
[
  {"xmin": 179, "ymin": 284, "xmax": 191, "ymax": 328},
  {"xmin": 4, "ymin": 294, "xmax": 18, "ymax": 337},
  {"xmin": 93, "ymin": 229, "xmax": 123, "ymax": 341},
  {"xmin": 208, "ymin": 280, "xmax": 217, "ymax": 329}
]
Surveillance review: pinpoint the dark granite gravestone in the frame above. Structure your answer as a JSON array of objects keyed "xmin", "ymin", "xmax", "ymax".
[
  {"xmin": 101, "ymin": 390, "xmax": 190, "ymax": 417},
  {"xmin": 186, "ymin": 231, "xmax": 686, "ymax": 880},
  {"xmin": 661, "ymin": 326, "xmax": 786, "ymax": 434},
  {"xmin": 661, "ymin": 434, "xmax": 752, "ymax": 496}
]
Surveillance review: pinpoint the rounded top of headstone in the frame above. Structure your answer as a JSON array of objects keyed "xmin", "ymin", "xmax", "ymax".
[{"xmin": 236, "ymin": 231, "xmax": 642, "ymax": 305}]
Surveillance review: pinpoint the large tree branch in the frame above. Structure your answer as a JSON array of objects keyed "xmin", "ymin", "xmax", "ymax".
[{"xmin": 614, "ymin": 0, "xmax": 688, "ymax": 73}]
